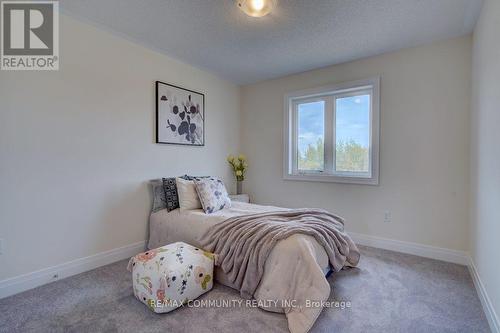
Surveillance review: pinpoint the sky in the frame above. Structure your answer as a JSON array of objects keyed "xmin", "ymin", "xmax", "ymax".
[{"xmin": 298, "ymin": 95, "xmax": 370, "ymax": 154}]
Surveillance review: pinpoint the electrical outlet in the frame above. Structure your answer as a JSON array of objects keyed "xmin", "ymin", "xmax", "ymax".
[{"xmin": 384, "ymin": 211, "xmax": 391, "ymax": 223}]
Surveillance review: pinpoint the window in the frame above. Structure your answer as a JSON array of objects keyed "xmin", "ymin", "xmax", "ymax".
[
  {"xmin": 297, "ymin": 100, "xmax": 325, "ymax": 171},
  {"xmin": 284, "ymin": 78, "xmax": 380, "ymax": 185}
]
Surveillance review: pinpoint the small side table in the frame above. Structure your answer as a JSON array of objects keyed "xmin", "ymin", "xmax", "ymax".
[{"xmin": 229, "ymin": 194, "xmax": 250, "ymax": 203}]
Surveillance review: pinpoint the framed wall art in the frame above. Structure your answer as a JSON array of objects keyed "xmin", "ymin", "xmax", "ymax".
[{"xmin": 156, "ymin": 81, "xmax": 205, "ymax": 146}]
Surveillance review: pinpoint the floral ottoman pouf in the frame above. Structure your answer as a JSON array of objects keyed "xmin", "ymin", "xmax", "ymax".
[{"xmin": 127, "ymin": 242, "xmax": 214, "ymax": 313}]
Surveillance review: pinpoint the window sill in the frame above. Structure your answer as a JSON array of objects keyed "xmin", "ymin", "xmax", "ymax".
[{"xmin": 283, "ymin": 173, "xmax": 379, "ymax": 185}]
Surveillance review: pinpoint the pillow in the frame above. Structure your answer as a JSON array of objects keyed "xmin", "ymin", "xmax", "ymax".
[
  {"xmin": 194, "ymin": 177, "xmax": 231, "ymax": 214},
  {"xmin": 162, "ymin": 177, "xmax": 180, "ymax": 212},
  {"xmin": 150, "ymin": 179, "xmax": 167, "ymax": 213},
  {"xmin": 176, "ymin": 177, "xmax": 203, "ymax": 210},
  {"xmin": 151, "ymin": 175, "xmax": 208, "ymax": 213},
  {"xmin": 181, "ymin": 175, "xmax": 210, "ymax": 181}
]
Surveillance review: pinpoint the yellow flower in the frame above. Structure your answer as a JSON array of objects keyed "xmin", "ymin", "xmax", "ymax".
[
  {"xmin": 227, "ymin": 155, "xmax": 234, "ymax": 163},
  {"xmin": 238, "ymin": 154, "xmax": 246, "ymax": 161},
  {"xmin": 235, "ymin": 170, "xmax": 243, "ymax": 176}
]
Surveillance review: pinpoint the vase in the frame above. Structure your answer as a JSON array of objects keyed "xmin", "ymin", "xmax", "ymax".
[{"xmin": 236, "ymin": 181, "xmax": 243, "ymax": 195}]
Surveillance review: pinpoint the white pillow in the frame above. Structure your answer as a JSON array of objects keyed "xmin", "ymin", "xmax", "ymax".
[
  {"xmin": 176, "ymin": 177, "xmax": 202, "ymax": 210},
  {"xmin": 193, "ymin": 177, "xmax": 231, "ymax": 214}
]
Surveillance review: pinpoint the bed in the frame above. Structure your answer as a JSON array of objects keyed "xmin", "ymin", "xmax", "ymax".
[{"xmin": 148, "ymin": 201, "xmax": 358, "ymax": 333}]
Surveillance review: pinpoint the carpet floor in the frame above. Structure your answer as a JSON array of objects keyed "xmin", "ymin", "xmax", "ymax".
[{"xmin": 0, "ymin": 246, "xmax": 490, "ymax": 333}]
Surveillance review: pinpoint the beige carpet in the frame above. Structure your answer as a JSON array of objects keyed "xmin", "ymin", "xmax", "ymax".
[{"xmin": 0, "ymin": 246, "xmax": 490, "ymax": 333}]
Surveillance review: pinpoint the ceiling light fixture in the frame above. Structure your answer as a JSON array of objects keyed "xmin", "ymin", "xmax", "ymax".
[{"xmin": 237, "ymin": 0, "xmax": 276, "ymax": 18}]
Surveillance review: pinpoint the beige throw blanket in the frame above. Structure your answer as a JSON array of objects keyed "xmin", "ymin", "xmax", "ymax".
[{"xmin": 200, "ymin": 209, "xmax": 360, "ymax": 300}]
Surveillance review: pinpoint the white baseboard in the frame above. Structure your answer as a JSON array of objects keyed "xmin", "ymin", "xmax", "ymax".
[
  {"xmin": 468, "ymin": 258, "xmax": 500, "ymax": 333},
  {"xmin": 0, "ymin": 240, "xmax": 146, "ymax": 299},
  {"xmin": 348, "ymin": 232, "xmax": 469, "ymax": 265}
]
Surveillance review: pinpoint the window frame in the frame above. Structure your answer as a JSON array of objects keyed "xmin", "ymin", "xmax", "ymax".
[
  {"xmin": 283, "ymin": 77, "xmax": 380, "ymax": 185},
  {"xmin": 292, "ymin": 96, "xmax": 330, "ymax": 175}
]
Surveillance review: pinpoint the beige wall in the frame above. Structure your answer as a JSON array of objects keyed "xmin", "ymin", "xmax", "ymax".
[
  {"xmin": 0, "ymin": 15, "xmax": 240, "ymax": 280},
  {"xmin": 470, "ymin": 0, "xmax": 500, "ymax": 322},
  {"xmin": 241, "ymin": 36, "xmax": 471, "ymax": 251}
]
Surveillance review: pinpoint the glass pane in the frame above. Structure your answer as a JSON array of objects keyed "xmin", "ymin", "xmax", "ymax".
[
  {"xmin": 335, "ymin": 94, "xmax": 370, "ymax": 173},
  {"xmin": 297, "ymin": 101, "xmax": 325, "ymax": 171}
]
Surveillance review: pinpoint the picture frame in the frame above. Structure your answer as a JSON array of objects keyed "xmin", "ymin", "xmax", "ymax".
[{"xmin": 156, "ymin": 81, "xmax": 205, "ymax": 146}]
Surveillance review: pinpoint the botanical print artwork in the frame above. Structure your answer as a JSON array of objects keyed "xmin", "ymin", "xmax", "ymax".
[{"xmin": 156, "ymin": 81, "xmax": 205, "ymax": 146}]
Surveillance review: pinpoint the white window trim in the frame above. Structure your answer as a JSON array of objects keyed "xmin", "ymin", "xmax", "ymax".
[{"xmin": 283, "ymin": 77, "xmax": 380, "ymax": 185}]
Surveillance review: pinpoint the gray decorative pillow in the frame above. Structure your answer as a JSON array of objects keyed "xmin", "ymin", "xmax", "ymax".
[
  {"xmin": 162, "ymin": 177, "xmax": 180, "ymax": 212},
  {"xmin": 150, "ymin": 179, "xmax": 167, "ymax": 213},
  {"xmin": 193, "ymin": 177, "xmax": 231, "ymax": 214}
]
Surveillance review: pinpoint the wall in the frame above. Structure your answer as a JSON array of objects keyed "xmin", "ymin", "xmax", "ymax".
[
  {"xmin": 470, "ymin": 0, "xmax": 500, "ymax": 326},
  {"xmin": 0, "ymin": 14, "xmax": 240, "ymax": 281},
  {"xmin": 240, "ymin": 36, "xmax": 471, "ymax": 251}
]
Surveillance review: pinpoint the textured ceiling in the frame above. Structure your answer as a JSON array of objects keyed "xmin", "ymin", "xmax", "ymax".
[{"xmin": 61, "ymin": 0, "xmax": 483, "ymax": 84}]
